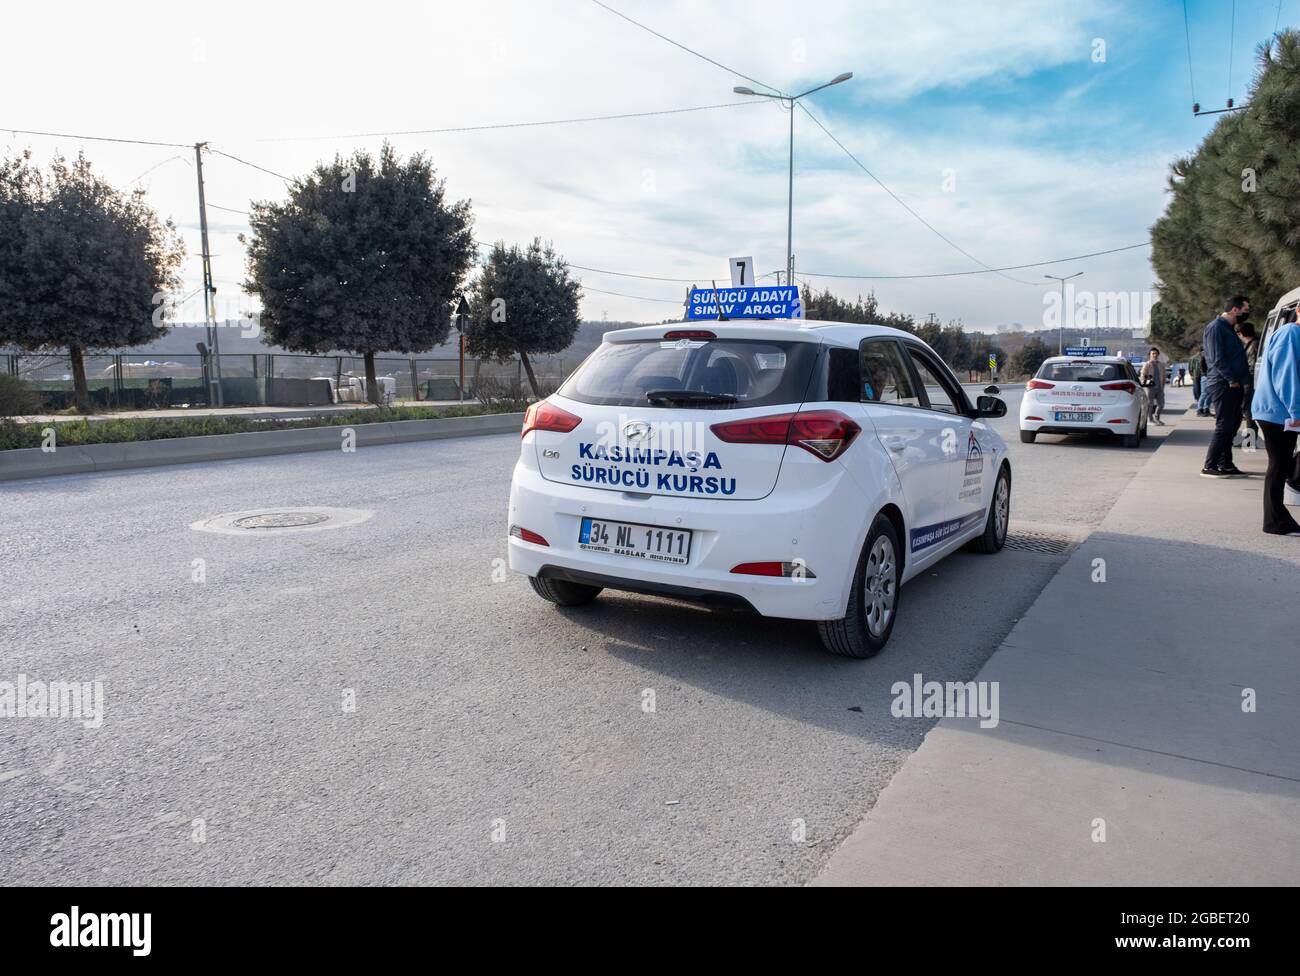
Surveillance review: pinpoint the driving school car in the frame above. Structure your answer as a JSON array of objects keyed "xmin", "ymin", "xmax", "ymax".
[
  {"xmin": 507, "ymin": 320, "xmax": 1012, "ymax": 658},
  {"xmin": 1018, "ymin": 355, "xmax": 1148, "ymax": 447}
]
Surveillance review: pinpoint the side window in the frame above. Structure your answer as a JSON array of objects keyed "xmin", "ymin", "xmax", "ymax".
[
  {"xmin": 860, "ymin": 339, "xmax": 921, "ymax": 407},
  {"xmin": 905, "ymin": 347, "xmax": 963, "ymax": 415}
]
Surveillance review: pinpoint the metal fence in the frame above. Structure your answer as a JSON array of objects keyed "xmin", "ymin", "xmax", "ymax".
[{"xmin": 3, "ymin": 351, "xmax": 572, "ymax": 409}]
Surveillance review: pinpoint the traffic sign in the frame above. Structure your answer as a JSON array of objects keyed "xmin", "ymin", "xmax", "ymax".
[
  {"xmin": 729, "ymin": 256, "xmax": 756, "ymax": 287},
  {"xmin": 685, "ymin": 285, "xmax": 803, "ymax": 321},
  {"xmin": 988, "ymin": 354, "xmax": 998, "ymax": 371}
]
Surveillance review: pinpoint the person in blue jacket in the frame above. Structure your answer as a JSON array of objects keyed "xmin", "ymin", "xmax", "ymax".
[
  {"xmin": 1201, "ymin": 296, "xmax": 1252, "ymax": 477},
  {"xmin": 1251, "ymin": 306, "xmax": 1300, "ymax": 535}
]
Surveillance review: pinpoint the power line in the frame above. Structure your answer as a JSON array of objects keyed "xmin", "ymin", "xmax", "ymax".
[
  {"xmin": 796, "ymin": 103, "xmax": 1036, "ymax": 286},
  {"xmin": 259, "ymin": 101, "xmax": 759, "ymax": 142},
  {"xmin": 567, "ymin": 262, "xmax": 704, "ymax": 283},
  {"xmin": 580, "ymin": 283, "xmax": 683, "ymax": 304},
  {"xmin": 1228, "ymin": 0, "xmax": 1237, "ymax": 103},
  {"xmin": 207, "ymin": 147, "xmax": 291, "ymax": 182},
  {"xmin": 207, "ymin": 203, "xmax": 250, "ymax": 217},
  {"xmin": 1183, "ymin": 0, "xmax": 1198, "ymax": 105},
  {"xmin": 125, "ymin": 153, "xmax": 191, "ymax": 186},
  {"xmin": 795, "ymin": 241, "xmax": 1152, "ymax": 280},
  {"xmin": 0, "ymin": 126, "xmax": 190, "ymax": 149},
  {"xmin": 589, "ymin": 0, "xmax": 780, "ymax": 94}
]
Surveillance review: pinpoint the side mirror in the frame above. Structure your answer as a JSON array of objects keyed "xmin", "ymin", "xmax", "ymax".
[
  {"xmin": 984, "ymin": 385, "xmax": 1000, "ymax": 395},
  {"xmin": 976, "ymin": 395, "xmax": 1007, "ymax": 418}
]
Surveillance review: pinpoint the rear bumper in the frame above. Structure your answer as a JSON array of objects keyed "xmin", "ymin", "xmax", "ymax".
[
  {"xmin": 1026, "ymin": 424, "xmax": 1129, "ymax": 436},
  {"xmin": 1020, "ymin": 399, "xmax": 1141, "ymax": 434},
  {"xmin": 536, "ymin": 564, "xmax": 759, "ymax": 612},
  {"xmin": 507, "ymin": 457, "xmax": 864, "ymax": 620}
]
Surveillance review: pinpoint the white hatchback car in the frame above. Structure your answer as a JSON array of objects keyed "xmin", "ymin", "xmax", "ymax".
[
  {"xmin": 508, "ymin": 320, "xmax": 1012, "ymax": 658},
  {"xmin": 1018, "ymin": 355, "xmax": 1148, "ymax": 447}
]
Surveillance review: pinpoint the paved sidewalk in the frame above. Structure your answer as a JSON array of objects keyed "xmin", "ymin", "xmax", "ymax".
[{"xmin": 814, "ymin": 408, "xmax": 1300, "ymax": 886}]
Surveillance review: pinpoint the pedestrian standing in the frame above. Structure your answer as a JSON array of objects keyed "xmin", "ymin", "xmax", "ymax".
[
  {"xmin": 1250, "ymin": 307, "xmax": 1300, "ymax": 535},
  {"xmin": 1140, "ymin": 346, "xmax": 1166, "ymax": 425},
  {"xmin": 1201, "ymin": 296, "xmax": 1252, "ymax": 478},
  {"xmin": 1237, "ymin": 321, "xmax": 1259, "ymax": 443},
  {"xmin": 1196, "ymin": 349, "xmax": 1214, "ymax": 415}
]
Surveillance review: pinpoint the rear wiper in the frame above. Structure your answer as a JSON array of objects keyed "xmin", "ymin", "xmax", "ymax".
[{"xmin": 645, "ymin": 389, "xmax": 738, "ymax": 405}]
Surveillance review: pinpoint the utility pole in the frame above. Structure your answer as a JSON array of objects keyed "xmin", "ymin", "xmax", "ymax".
[
  {"xmin": 194, "ymin": 142, "xmax": 223, "ymax": 406},
  {"xmin": 1044, "ymin": 272, "xmax": 1083, "ymax": 355},
  {"xmin": 733, "ymin": 71, "xmax": 853, "ymax": 292},
  {"xmin": 786, "ymin": 104, "xmax": 794, "ymax": 285}
]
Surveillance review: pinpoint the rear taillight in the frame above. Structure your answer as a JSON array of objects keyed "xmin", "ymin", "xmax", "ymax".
[
  {"xmin": 1026, "ymin": 380, "xmax": 1054, "ymax": 390},
  {"xmin": 1102, "ymin": 381, "xmax": 1136, "ymax": 394},
  {"xmin": 731, "ymin": 561, "xmax": 817, "ymax": 578},
  {"xmin": 522, "ymin": 401, "xmax": 581, "ymax": 438},
  {"xmin": 509, "ymin": 525, "xmax": 549, "ymax": 546},
  {"xmin": 710, "ymin": 409, "xmax": 861, "ymax": 462},
  {"xmin": 663, "ymin": 330, "xmax": 716, "ymax": 340}
]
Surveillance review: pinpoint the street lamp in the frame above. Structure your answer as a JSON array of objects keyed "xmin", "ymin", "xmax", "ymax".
[
  {"xmin": 733, "ymin": 72, "xmax": 853, "ymax": 286},
  {"xmin": 1044, "ymin": 272, "xmax": 1083, "ymax": 355}
]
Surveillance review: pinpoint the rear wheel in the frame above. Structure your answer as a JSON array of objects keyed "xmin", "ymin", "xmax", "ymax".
[
  {"xmin": 1019, "ymin": 429, "xmax": 1036, "ymax": 443},
  {"xmin": 817, "ymin": 514, "xmax": 901, "ymax": 659},
  {"xmin": 529, "ymin": 575, "xmax": 602, "ymax": 607},
  {"xmin": 967, "ymin": 463, "xmax": 1011, "ymax": 554},
  {"xmin": 1122, "ymin": 430, "xmax": 1140, "ymax": 448}
]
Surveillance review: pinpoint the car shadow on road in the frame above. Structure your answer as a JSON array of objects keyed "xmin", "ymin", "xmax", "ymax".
[{"xmin": 549, "ymin": 545, "xmax": 1068, "ymax": 745}]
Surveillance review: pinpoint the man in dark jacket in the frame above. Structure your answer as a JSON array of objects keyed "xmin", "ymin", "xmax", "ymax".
[{"xmin": 1201, "ymin": 295, "xmax": 1251, "ymax": 477}]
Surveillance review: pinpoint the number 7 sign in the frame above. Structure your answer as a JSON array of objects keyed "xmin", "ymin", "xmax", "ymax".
[{"xmin": 729, "ymin": 256, "xmax": 755, "ymax": 287}]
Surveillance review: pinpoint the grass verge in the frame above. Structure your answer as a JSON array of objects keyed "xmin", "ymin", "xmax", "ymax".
[{"xmin": 0, "ymin": 404, "xmax": 522, "ymax": 451}]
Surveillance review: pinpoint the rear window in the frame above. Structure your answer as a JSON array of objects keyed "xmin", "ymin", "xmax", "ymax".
[
  {"xmin": 1037, "ymin": 361, "xmax": 1123, "ymax": 383},
  {"xmin": 559, "ymin": 338, "xmax": 819, "ymax": 409}
]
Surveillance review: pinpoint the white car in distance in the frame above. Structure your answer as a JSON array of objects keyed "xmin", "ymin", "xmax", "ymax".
[{"xmin": 1018, "ymin": 355, "xmax": 1149, "ymax": 448}]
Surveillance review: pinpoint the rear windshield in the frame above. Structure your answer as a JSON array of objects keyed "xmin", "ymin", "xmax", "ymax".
[
  {"xmin": 559, "ymin": 338, "xmax": 818, "ymax": 409},
  {"xmin": 1037, "ymin": 361, "xmax": 1123, "ymax": 383}
]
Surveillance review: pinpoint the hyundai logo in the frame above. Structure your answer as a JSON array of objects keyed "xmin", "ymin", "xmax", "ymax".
[{"xmin": 622, "ymin": 421, "xmax": 652, "ymax": 441}]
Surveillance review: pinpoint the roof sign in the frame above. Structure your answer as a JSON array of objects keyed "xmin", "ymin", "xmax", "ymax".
[{"xmin": 685, "ymin": 286, "xmax": 803, "ymax": 322}]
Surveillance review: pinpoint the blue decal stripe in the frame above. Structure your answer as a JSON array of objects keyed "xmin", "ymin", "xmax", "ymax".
[{"xmin": 909, "ymin": 511, "xmax": 985, "ymax": 552}]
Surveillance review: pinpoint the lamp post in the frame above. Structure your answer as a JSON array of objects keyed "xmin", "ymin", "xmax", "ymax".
[
  {"xmin": 733, "ymin": 72, "xmax": 853, "ymax": 286},
  {"xmin": 1044, "ymin": 272, "xmax": 1083, "ymax": 354}
]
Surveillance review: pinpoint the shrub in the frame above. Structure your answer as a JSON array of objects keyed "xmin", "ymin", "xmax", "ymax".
[{"xmin": 0, "ymin": 373, "xmax": 41, "ymax": 417}]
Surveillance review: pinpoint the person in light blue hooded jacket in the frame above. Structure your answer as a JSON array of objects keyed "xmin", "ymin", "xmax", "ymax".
[{"xmin": 1251, "ymin": 307, "xmax": 1300, "ymax": 535}]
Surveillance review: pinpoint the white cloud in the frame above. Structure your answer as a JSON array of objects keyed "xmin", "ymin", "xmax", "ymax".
[{"xmin": 0, "ymin": 0, "xmax": 1168, "ymax": 330}]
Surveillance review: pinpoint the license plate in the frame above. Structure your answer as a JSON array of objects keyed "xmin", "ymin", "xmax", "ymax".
[
  {"xmin": 578, "ymin": 517, "xmax": 692, "ymax": 565},
  {"xmin": 1055, "ymin": 411, "xmax": 1096, "ymax": 422}
]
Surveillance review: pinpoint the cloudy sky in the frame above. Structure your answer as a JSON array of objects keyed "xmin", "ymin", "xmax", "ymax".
[{"xmin": 2, "ymin": 0, "xmax": 1292, "ymax": 331}]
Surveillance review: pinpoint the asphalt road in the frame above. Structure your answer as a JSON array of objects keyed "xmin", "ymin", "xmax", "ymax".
[{"xmin": 0, "ymin": 387, "xmax": 1188, "ymax": 885}]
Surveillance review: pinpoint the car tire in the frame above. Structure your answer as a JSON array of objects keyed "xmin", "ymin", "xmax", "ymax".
[
  {"xmin": 966, "ymin": 463, "xmax": 1011, "ymax": 554},
  {"xmin": 1122, "ymin": 431, "xmax": 1140, "ymax": 448},
  {"xmin": 529, "ymin": 575, "xmax": 603, "ymax": 607},
  {"xmin": 1019, "ymin": 429, "xmax": 1036, "ymax": 443},
  {"xmin": 817, "ymin": 514, "xmax": 902, "ymax": 659}
]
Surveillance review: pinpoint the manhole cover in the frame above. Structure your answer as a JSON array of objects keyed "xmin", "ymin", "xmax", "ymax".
[
  {"xmin": 232, "ymin": 512, "xmax": 331, "ymax": 530},
  {"xmin": 190, "ymin": 507, "xmax": 373, "ymax": 536},
  {"xmin": 1004, "ymin": 531, "xmax": 1075, "ymax": 555}
]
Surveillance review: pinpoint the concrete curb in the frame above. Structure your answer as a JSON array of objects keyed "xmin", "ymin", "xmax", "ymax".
[{"xmin": 0, "ymin": 412, "xmax": 524, "ymax": 483}]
